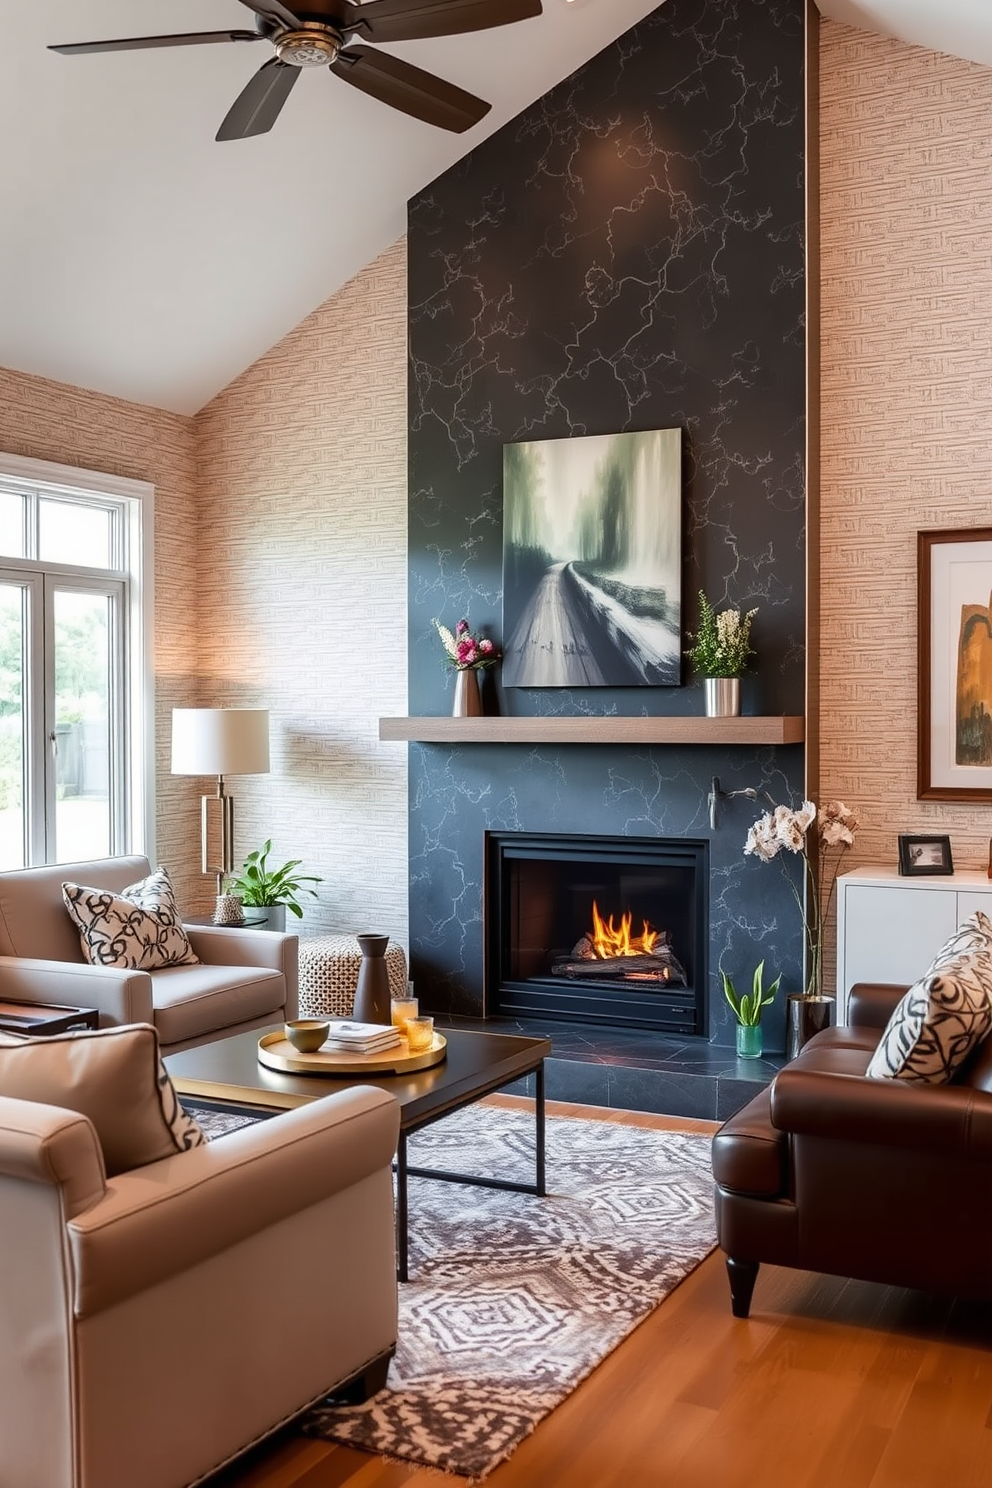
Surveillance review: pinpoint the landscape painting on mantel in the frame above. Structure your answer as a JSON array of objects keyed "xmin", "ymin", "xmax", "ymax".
[{"xmin": 501, "ymin": 428, "xmax": 682, "ymax": 688}]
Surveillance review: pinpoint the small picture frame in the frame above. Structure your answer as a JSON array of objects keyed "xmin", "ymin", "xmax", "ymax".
[{"xmin": 898, "ymin": 834, "xmax": 954, "ymax": 876}]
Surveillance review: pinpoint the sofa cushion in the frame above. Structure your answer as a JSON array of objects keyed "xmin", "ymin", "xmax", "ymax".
[
  {"xmin": 150, "ymin": 963, "xmax": 287, "ymax": 1047},
  {"xmin": 866, "ymin": 912, "xmax": 992, "ymax": 1084},
  {"xmin": 62, "ymin": 866, "xmax": 199, "ymax": 972},
  {"xmin": 0, "ymin": 1023, "xmax": 205, "ymax": 1175}
]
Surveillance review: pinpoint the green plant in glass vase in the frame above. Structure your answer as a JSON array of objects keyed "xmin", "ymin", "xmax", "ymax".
[
  {"xmin": 227, "ymin": 839, "xmax": 322, "ymax": 923},
  {"xmin": 721, "ymin": 961, "xmax": 781, "ymax": 1059}
]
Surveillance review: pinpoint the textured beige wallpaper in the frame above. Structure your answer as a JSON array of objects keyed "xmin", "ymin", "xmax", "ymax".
[
  {"xmin": 0, "ymin": 366, "xmax": 202, "ymax": 902},
  {"xmin": 192, "ymin": 238, "xmax": 409, "ymax": 943},
  {"xmin": 820, "ymin": 20, "xmax": 992, "ymax": 876},
  {"xmin": 10, "ymin": 24, "xmax": 987, "ymax": 969}
]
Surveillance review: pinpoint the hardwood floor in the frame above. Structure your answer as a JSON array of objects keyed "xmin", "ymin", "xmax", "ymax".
[{"xmin": 208, "ymin": 1098, "xmax": 992, "ymax": 1488}]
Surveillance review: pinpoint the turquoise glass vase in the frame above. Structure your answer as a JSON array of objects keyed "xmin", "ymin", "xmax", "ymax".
[{"xmin": 735, "ymin": 1023, "xmax": 763, "ymax": 1059}]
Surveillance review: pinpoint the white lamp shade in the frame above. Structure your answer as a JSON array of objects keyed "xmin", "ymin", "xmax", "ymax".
[{"xmin": 171, "ymin": 708, "xmax": 270, "ymax": 777}]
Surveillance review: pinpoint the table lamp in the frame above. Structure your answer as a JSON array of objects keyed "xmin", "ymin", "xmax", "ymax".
[{"xmin": 171, "ymin": 708, "xmax": 270, "ymax": 893}]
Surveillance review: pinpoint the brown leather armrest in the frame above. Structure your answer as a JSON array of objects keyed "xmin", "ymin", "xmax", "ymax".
[
  {"xmin": 770, "ymin": 1065, "xmax": 992, "ymax": 1159},
  {"xmin": 847, "ymin": 983, "xmax": 908, "ymax": 1029}
]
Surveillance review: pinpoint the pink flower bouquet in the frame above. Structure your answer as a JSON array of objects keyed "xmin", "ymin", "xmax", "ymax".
[{"xmin": 433, "ymin": 618, "xmax": 501, "ymax": 672}]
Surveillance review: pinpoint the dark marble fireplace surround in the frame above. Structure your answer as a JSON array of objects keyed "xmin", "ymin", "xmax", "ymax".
[{"xmin": 404, "ymin": 0, "xmax": 811, "ymax": 1118}]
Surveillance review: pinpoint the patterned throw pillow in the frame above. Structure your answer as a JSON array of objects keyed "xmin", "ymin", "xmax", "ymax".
[
  {"xmin": 62, "ymin": 866, "xmax": 199, "ymax": 971},
  {"xmin": 866, "ymin": 912, "xmax": 992, "ymax": 1083},
  {"xmin": 0, "ymin": 1023, "xmax": 205, "ymax": 1175}
]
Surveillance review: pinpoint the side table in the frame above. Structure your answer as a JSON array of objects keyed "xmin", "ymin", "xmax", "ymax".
[{"xmin": 0, "ymin": 1001, "xmax": 99, "ymax": 1036}]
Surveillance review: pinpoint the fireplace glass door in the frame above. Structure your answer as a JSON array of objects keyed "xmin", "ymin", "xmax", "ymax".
[{"xmin": 486, "ymin": 832, "xmax": 708, "ymax": 1034}]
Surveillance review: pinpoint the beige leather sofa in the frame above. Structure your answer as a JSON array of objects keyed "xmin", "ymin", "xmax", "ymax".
[
  {"xmin": 0, "ymin": 856, "xmax": 298, "ymax": 1052},
  {"xmin": 0, "ymin": 1083, "xmax": 400, "ymax": 1488}
]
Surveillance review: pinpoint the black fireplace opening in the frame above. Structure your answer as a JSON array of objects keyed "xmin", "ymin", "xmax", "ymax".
[{"xmin": 485, "ymin": 832, "xmax": 709, "ymax": 1035}]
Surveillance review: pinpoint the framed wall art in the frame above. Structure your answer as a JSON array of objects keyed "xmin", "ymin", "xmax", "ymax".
[
  {"xmin": 918, "ymin": 526, "xmax": 992, "ymax": 801},
  {"xmin": 501, "ymin": 428, "xmax": 682, "ymax": 688}
]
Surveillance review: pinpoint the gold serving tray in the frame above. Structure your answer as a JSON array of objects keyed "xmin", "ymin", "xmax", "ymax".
[{"xmin": 257, "ymin": 1030, "xmax": 447, "ymax": 1077}]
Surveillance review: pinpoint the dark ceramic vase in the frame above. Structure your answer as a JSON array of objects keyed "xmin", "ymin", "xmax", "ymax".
[{"xmin": 352, "ymin": 934, "xmax": 392, "ymax": 1024}]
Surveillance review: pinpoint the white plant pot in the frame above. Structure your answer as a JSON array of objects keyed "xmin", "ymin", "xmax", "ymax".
[{"xmin": 241, "ymin": 904, "xmax": 287, "ymax": 933}]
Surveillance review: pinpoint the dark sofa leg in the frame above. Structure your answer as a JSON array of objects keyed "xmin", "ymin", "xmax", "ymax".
[
  {"xmin": 330, "ymin": 1347, "xmax": 394, "ymax": 1403},
  {"xmin": 726, "ymin": 1257, "xmax": 759, "ymax": 1318}
]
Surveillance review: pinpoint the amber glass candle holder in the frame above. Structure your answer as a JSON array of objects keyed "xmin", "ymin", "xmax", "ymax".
[
  {"xmin": 390, "ymin": 996, "xmax": 418, "ymax": 1034},
  {"xmin": 405, "ymin": 1015, "xmax": 434, "ymax": 1053}
]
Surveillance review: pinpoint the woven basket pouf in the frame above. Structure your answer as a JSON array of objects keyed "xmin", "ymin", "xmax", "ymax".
[{"xmin": 298, "ymin": 934, "xmax": 409, "ymax": 1019}]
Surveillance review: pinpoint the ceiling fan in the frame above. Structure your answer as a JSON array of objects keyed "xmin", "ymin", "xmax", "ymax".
[{"xmin": 50, "ymin": 0, "xmax": 543, "ymax": 139}]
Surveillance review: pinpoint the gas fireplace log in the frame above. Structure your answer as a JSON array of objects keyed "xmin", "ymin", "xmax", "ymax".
[{"xmin": 552, "ymin": 954, "xmax": 685, "ymax": 983}]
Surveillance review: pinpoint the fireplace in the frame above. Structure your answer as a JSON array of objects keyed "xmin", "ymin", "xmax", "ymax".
[{"xmin": 485, "ymin": 832, "xmax": 708, "ymax": 1035}]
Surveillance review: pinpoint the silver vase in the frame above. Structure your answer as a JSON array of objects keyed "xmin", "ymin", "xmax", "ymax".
[
  {"xmin": 704, "ymin": 678, "xmax": 741, "ymax": 717},
  {"xmin": 452, "ymin": 669, "xmax": 483, "ymax": 718}
]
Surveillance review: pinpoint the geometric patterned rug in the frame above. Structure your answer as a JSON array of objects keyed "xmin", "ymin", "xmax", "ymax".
[{"xmin": 282, "ymin": 1104, "xmax": 716, "ymax": 1481}]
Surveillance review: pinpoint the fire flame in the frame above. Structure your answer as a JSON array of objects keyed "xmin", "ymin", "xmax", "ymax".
[{"xmin": 589, "ymin": 901, "xmax": 659, "ymax": 959}]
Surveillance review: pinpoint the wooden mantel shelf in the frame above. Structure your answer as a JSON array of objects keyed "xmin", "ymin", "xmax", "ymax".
[{"xmin": 378, "ymin": 716, "xmax": 805, "ymax": 745}]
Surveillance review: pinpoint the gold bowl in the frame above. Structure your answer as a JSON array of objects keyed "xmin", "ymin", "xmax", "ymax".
[{"xmin": 284, "ymin": 1018, "xmax": 330, "ymax": 1053}]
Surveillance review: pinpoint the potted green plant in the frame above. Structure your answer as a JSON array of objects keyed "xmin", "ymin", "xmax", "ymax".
[
  {"xmin": 684, "ymin": 591, "xmax": 758, "ymax": 717},
  {"xmin": 721, "ymin": 960, "xmax": 781, "ymax": 1059},
  {"xmin": 226, "ymin": 840, "xmax": 322, "ymax": 932}
]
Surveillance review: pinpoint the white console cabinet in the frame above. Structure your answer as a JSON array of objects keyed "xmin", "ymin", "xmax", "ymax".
[{"xmin": 835, "ymin": 867, "xmax": 992, "ymax": 1022}]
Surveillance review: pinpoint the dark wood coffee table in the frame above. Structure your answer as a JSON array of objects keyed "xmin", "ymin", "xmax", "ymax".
[{"xmin": 165, "ymin": 1025, "xmax": 550, "ymax": 1281}]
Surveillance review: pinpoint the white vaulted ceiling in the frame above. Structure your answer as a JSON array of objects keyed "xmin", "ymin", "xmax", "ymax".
[{"xmin": 1, "ymin": 0, "xmax": 989, "ymax": 415}]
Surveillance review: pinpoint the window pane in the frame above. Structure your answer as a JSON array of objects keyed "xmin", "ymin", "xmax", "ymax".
[
  {"xmin": 53, "ymin": 590, "xmax": 111, "ymax": 860},
  {"xmin": 0, "ymin": 490, "xmax": 25, "ymax": 559},
  {"xmin": 0, "ymin": 583, "xmax": 26, "ymax": 868},
  {"xmin": 40, "ymin": 499, "xmax": 113, "ymax": 568}
]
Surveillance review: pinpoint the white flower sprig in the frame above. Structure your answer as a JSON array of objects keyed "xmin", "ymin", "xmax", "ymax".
[
  {"xmin": 744, "ymin": 799, "xmax": 858, "ymax": 998},
  {"xmin": 684, "ymin": 591, "xmax": 758, "ymax": 678}
]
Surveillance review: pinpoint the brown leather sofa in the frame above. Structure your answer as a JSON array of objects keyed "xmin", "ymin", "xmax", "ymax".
[{"xmin": 711, "ymin": 982, "xmax": 992, "ymax": 1317}]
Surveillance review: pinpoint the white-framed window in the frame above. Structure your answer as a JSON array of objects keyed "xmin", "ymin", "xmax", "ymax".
[{"xmin": 0, "ymin": 453, "xmax": 154, "ymax": 869}]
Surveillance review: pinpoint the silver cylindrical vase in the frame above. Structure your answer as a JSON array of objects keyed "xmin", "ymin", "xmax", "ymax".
[
  {"xmin": 704, "ymin": 678, "xmax": 741, "ymax": 717},
  {"xmin": 453, "ymin": 668, "xmax": 483, "ymax": 718}
]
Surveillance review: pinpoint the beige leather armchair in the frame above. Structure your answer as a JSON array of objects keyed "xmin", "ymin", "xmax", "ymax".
[
  {"xmin": 0, "ymin": 1083, "xmax": 400, "ymax": 1488},
  {"xmin": 0, "ymin": 856, "xmax": 298, "ymax": 1052}
]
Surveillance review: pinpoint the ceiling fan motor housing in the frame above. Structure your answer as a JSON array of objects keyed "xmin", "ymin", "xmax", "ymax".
[{"xmin": 275, "ymin": 22, "xmax": 343, "ymax": 67}]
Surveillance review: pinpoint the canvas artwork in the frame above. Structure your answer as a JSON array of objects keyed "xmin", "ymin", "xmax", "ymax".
[
  {"xmin": 501, "ymin": 428, "xmax": 682, "ymax": 688},
  {"xmin": 956, "ymin": 595, "xmax": 992, "ymax": 765}
]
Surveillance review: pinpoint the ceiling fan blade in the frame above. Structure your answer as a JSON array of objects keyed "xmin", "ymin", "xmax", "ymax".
[
  {"xmin": 346, "ymin": 0, "xmax": 541, "ymax": 45},
  {"xmin": 216, "ymin": 58, "xmax": 300, "ymax": 141},
  {"xmin": 49, "ymin": 30, "xmax": 261, "ymax": 56},
  {"xmin": 331, "ymin": 46, "xmax": 490, "ymax": 132},
  {"xmin": 236, "ymin": 0, "xmax": 306, "ymax": 30}
]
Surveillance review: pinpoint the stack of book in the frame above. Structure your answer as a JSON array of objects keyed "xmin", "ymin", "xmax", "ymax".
[{"xmin": 324, "ymin": 1020, "xmax": 402, "ymax": 1055}]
